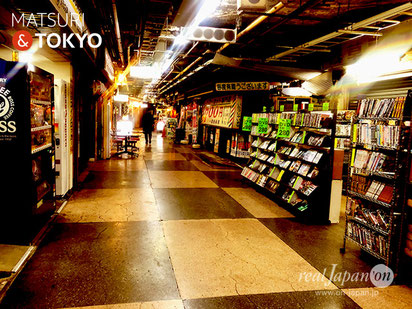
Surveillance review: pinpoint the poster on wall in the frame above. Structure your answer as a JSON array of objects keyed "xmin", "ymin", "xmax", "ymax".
[
  {"xmin": 166, "ymin": 118, "xmax": 177, "ymax": 139},
  {"xmin": 214, "ymin": 128, "xmax": 220, "ymax": 153},
  {"xmin": 202, "ymin": 95, "xmax": 242, "ymax": 129}
]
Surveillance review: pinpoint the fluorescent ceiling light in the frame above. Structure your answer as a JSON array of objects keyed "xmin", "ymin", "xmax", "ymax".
[
  {"xmin": 130, "ymin": 65, "xmax": 161, "ymax": 79},
  {"xmin": 282, "ymin": 87, "xmax": 313, "ymax": 97},
  {"xmin": 194, "ymin": 0, "xmax": 221, "ymax": 24},
  {"xmin": 174, "ymin": 34, "xmax": 189, "ymax": 46},
  {"xmin": 113, "ymin": 94, "xmax": 129, "ymax": 102},
  {"xmin": 19, "ymin": 52, "xmax": 33, "ymax": 63}
]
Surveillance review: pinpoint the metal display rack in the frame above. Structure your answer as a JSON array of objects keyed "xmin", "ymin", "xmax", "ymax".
[
  {"xmin": 241, "ymin": 110, "xmax": 335, "ymax": 222},
  {"xmin": 341, "ymin": 91, "xmax": 411, "ymax": 273}
]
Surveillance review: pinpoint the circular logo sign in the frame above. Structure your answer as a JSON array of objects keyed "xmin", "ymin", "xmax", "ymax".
[
  {"xmin": 12, "ymin": 30, "xmax": 33, "ymax": 51},
  {"xmin": 370, "ymin": 264, "xmax": 394, "ymax": 288},
  {"xmin": 0, "ymin": 93, "xmax": 10, "ymax": 118}
]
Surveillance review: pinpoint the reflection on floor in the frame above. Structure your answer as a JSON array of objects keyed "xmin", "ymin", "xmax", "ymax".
[{"xmin": 1, "ymin": 135, "xmax": 411, "ymax": 308}]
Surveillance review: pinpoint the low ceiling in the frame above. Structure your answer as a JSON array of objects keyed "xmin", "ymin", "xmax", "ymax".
[
  {"xmin": 1, "ymin": 0, "xmax": 411, "ymax": 99},
  {"xmin": 154, "ymin": 0, "xmax": 412, "ymax": 97}
]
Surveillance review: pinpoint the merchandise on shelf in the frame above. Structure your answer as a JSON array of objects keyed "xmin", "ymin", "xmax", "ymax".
[
  {"xmin": 342, "ymin": 91, "xmax": 411, "ymax": 270},
  {"xmin": 242, "ymin": 110, "xmax": 334, "ymax": 220}
]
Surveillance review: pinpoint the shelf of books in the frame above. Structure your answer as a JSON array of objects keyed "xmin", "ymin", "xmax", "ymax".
[
  {"xmin": 241, "ymin": 110, "xmax": 335, "ymax": 221},
  {"xmin": 342, "ymin": 92, "xmax": 411, "ymax": 270}
]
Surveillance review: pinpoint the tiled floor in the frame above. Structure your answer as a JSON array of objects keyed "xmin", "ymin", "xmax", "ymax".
[
  {"xmin": 2, "ymin": 135, "xmax": 411, "ymax": 308},
  {"xmin": 0, "ymin": 245, "xmax": 30, "ymax": 272}
]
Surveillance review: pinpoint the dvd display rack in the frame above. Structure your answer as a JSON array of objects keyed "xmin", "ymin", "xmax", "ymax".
[
  {"xmin": 241, "ymin": 110, "xmax": 335, "ymax": 221},
  {"xmin": 341, "ymin": 92, "xmax": 411, "ymax": 271},
  {"xmin": 336, "ymin": 110, "xmax": 356, "ymax": 193}
]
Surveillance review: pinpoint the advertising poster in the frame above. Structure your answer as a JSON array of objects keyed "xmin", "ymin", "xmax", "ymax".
[{"xmin": 202, "ymin": 95, "xmax": 242, "ymax": 129}]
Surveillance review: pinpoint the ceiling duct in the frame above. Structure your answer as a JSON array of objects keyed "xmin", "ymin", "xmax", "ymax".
[
  {"xmin": 237, "ymin": 0, "xmax": 267, "ymax": 11},
  {"xmin": 212, "ymin": 53, "xmax": 322, "ymax": 81},
  {"xmin": 184, "ymin": 26, "xmax": 237, "ymax": 43}
]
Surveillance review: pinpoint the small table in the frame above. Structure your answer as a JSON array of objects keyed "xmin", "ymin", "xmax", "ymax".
[{"xmin": 112, "ymin": 134, "xmax": 140, "ymax": 157}]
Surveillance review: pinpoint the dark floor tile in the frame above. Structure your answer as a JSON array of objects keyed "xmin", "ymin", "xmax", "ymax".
[
  {"xmin": 184, "ymin": 295, "xmax": 258, "ymax": 309},
  {"xmin": 153, "ymin": 188, "xmax": 254, "ymax": 220},
  {"xmin": 82, "ymin": 171, "xmax": 151, "ymax": 188},
  {"xmin": 2, "ymin": 222, "xmax": 180, "ymax": 308},
  {"xmin": 202, "ymin": 171, "xmax": 248, "ymax": 188},
  {"xmin": 259, "ymin": 218, "xmax": 377, "ymax": 288},
  {"xmin": 145, "ymin": 160, "xmax": 199, "ymax": 171},
  {"xmin": 184, "ymin": 290, "xmax": 361, "ymax": 309},
  {"xmin": 179, "ymin": 153, "xmax": 200, "ymax": 161},
  {"xmin": 142, "ymin": 143, "xmax": 179, "ymax": 153}
]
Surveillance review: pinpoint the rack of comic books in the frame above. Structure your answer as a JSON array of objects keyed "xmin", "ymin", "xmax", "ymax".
[
  {"xmin": 341, "ymin": 92, "xmax": 411, "ymax": 270},
  {"xmin": 241, "ymin": 110, "xmax": 335, "ymax": 221}
]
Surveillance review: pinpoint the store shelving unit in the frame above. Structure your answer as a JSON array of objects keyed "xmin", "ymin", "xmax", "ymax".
[
  {"xmin": 336, "ymin": 110, "xmax": 355, "ymax": 193},
  {"xmin": 241, "ymin": 110, "xmax": 335, "ymax": 221},
  {"xmin": 341, "ymin": 92, "xmax": 411, "ymax": 271}
]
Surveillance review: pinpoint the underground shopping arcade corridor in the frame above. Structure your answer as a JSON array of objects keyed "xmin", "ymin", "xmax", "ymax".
[{"xmin": 1, "ymin": 136, "xmax": 411, "ymax": 309}]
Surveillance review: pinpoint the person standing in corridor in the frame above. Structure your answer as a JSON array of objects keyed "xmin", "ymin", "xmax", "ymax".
[{"xmin": 142, "ymin": 109, "xmax": 154, "ymax": 145}]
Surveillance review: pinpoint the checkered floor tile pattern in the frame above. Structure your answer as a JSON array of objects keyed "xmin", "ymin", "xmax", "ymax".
[{"xmin": 2, "ymin": 135, "xmax": 411, "ymax": 308}]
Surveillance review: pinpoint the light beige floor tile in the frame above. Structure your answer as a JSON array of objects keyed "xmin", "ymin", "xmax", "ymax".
[
  {"xmin": 190, "ymin": 160, "xmax": 239, "ymax": 172},
  {"xmin": 0, "ymin": 244, "xmax": 30, "ymax": 272},
  {"xmin": 222, "ymin": 188, "xmax": 294, "ymax": 218},
  {"xmin": 58, "ymin": 189, "xmax": 160, "ymax": 223},
  {"xmin": 62, "ymin": 299, "xmax": 184, "ymax": 309},
  {"xmin": 163, "ymin": 219, "xmax": 337, "ymax": 299},
  {"xmin": 343, "ymin": 286, "xmax": 412, "ymax": 309},
  {"xmin": 148, "ymin": 171, "xmax": 218, "ymax": 188},
  {"xmin": 143, "ymin": 153, "xmax": 186, "ymax": 161},
  {"xmin": 89, "ymin": 160, "xmax": 146, "ymax": 171}
]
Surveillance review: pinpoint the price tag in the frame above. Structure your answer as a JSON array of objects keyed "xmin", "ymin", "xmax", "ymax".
[
  {"xmin": 278, "ymin": 119, "xmax": 292, "ymax": 138},
  {"xmin": 242, "ymin": 116, "xmax": 253, "ymax": 131},
  {"xmin": 293, "ymin": 104, "xmax": 298, "ymax": 111},
  {"xmin": 280, "ymin": 105, "xmax": 285, "ymax": 112},
  {"xmin": 258, "ymin": 118, "xmax": 269, "ymax": 134},
  {"xmin": 322, "ymin": 102, "xmax": 329, "ymax": 111},
  {"xmin": 388, "ymin": 120, "xmax": 396, "ymax": 126},
  {"xmin": 308, "ymin": 103, "xmax": 314, "ymax": 111}
]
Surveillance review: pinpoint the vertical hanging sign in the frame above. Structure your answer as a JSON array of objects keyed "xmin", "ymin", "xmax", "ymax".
[
  {"xmin": 278, "ymin": 119, "xmax": 292, "ymax": 138},
  {"xmin": 257, "ymin": 118, "xmax": 268, "ymax": 134},
  {"xmin": 242, "ymin": 116, "xmax": 252, "ymax": 131}
]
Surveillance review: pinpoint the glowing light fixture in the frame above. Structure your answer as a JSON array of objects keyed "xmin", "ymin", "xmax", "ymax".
[
  {"xmin": 342, "ymin": 20, "xmax": 412, "ymax": 85},
  {"xmin": 193, "ymin": 0, "xmax": 221, "ymax": 25},
  {"xmin": 282, "ymin": 87, "xmax": 313, "ymax": 97},
  {"xmin": 113, "ymin": 94, "xmax": 129, "ymax": 102},
  {"xmin": 130, "ymin": 65, "xmax": 161, "ymax": 79},
  {"xmin": 19, "ymin": 52, "xmax": 33, "ymax": 63},
  {"xmin": 117, "ymin": 120, "xmax": 133, "ymax": 135}
]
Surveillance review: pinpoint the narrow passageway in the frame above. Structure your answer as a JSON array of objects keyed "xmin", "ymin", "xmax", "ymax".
[{"xmin": 2, "ymin": 135, "xmax": 411, "ymax": 308}]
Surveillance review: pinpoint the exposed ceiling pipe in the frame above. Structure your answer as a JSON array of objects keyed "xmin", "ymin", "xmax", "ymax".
[
  {"xmin": 160, "ymin": 1, "xmax": 285, "ymax": 93},
  {"xmin": 216, "ymin": 2, "xmax": 285, "ymax": 54},
  {"xmin": 159, "ymin": 2, "xmax": 285, "ymax": 94},
  {"xmin": 169, "ymin": 50, "xmax": 211, "ymax": 83},
  {"xmin": 246, "ymin": 0, "xmax": 324, "ymax": 44},
  {"xmin": 112, "ymin": 0, "xmax": 124, "ymax": 66},
  {"xmin": 266, "ymin": 2, "xmax": 412, "ymax": 61}
]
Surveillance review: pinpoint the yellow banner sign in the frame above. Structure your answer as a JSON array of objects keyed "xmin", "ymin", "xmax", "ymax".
[{"xmin": 216, "ymin": 82, "xmax": 269, "ymax": 92}]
